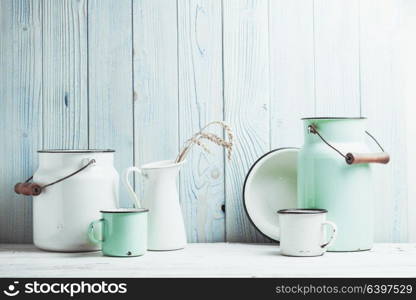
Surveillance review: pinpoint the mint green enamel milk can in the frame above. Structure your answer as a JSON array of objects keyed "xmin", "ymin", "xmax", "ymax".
[{"xmin": 297, "ymin": 118, "xmax": 390, "ymax": 252}]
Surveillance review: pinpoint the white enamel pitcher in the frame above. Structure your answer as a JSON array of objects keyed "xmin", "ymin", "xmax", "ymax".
[{"xmin": 123, "ymin": 160, "xmax": 187, "ymax": 251}]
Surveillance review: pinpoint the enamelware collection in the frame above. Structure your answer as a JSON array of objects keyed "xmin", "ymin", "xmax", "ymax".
[{"xmin": 14, "ymin": 117, "xmax": 390, "ymax": 258}]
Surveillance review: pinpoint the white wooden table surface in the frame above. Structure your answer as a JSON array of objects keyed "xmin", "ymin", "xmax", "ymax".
[{"xmin": 0, "ymin": 243, "xmax": 415, "ymax": 278}]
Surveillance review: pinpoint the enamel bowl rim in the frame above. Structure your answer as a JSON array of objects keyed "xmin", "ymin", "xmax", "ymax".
[{"xmin": 243, "ymin": 147, "xmax": 299, "ymax": 242}]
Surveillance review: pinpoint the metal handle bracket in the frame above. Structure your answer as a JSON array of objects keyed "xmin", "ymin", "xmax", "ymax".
[
  {"xmin": 15, "ymin": 159, "xmax": 96, "ymax": 196},
  {"xmin": 308, "ymin": 125, "xmax": 390, "ymax": 165}
]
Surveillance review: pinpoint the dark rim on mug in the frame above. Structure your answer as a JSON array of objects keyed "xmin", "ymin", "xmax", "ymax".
[
  {"xmin": 100, "ymin": 208, "xmax": 149, "ymax": 214},
  {"xmin": 38, "ymin": 149, "xmax": 115, "ymax": 153},
  {"xmin": 277, "ymin": 208, "xmax": 328, "ymax": 214},
  {"xmin": 301, "ymin": 117, "xmax": 367, "ymax": 120}
]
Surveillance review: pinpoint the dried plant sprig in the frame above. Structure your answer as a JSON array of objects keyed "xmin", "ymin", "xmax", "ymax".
[
  {"xmin": 189, "ymin": 136, "xmax": 211, "ymax": 153},
  {"xmin": 175, "ymin": 121, "xmax": 234, "ymax": 163}
]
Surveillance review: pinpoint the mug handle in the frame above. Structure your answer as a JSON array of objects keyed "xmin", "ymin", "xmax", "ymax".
[
  {"xmin": 88, "ymin": 219, "xmax": 104, "ymax": 244},
  {"xmin": 123, "ymin": 166, "xmax": 142, "ymax": 208},
  {"xmin": 321, "ymin": 221, "xmax": 338, "ymax": 249}
]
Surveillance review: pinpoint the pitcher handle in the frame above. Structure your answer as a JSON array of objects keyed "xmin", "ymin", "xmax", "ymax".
[{"xmin": 123, "ymin": 167, "xmax": 143, "ymax": 208}]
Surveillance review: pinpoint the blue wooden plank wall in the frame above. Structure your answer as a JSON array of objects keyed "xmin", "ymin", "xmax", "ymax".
[{"xmin": 0, "ymin": 0, "xmax": 415, "ymax": 243}]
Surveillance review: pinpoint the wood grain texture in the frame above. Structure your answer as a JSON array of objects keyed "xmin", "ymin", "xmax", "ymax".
[
  {"xmin": 359, "ymin": 0, "xmax": 408, "ymax": 242},
  {"xmin": 223, "ymin": 0, "xmax": 271, "ymax": 242},
  {"xmin": 1, "ymin": 243, "xmax": 416, "ymax": 277},
  {"xmin": 132, "ymin": 0, "xmax": 179, "ymax": 175},
  {"xmin": 177, "ymin": 0, "xmax": 225, "ymax": 242},
  {"xmin": 399, "ymin": 0, "xmax": 416, "ymax": 243},
  {"xmin": 88, "ymin": 0, "xmax": 134, "ymax": 207},
  {"xmin": 0, "ymin": 0, "xmax": 42, "ymax": 243},
  {"xmin": 42, "ymin": 0, "xmax": 88, "ymax": 149},
  {"xmin": 314, "ymin": 0, "xmax": 360, "ymax": 116},
  {"xmin": 269, "ymin": 0, "xmax": 315, "ymax": 148},
  {"xmin": 0, "ymin": 0, "xmax": 414, "ymax": 244}
]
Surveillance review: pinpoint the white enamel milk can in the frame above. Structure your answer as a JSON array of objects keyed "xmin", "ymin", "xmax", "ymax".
[
  {"xmin": 297, "ymin": 118, "xmax": 390, "ymax": 252},
  {"xmin": 15, "ymin": 150, "xmax": 119, "ymax": 252}
]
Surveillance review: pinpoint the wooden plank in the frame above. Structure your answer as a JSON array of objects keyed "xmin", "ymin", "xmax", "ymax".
[
  {"xmin": 399, "ymin": 0, "xmax": 416, "ymax": 242},
  {"xmin": 88, "ymin": 0, "xmax": 134, "ymax": 208},
  {"xmin": 42, "ymin": 0, "xmax": 88, "ymax": 149},
  {"xmin": 1, "ymin": 243, "xmax": 416, "ymax": 277},
  {"xmin": 0, "ymin": 0, "xmax": 42, "ymax": 243},
  {"xmin": 223, "ymin": 0, "xmax": 271, "ymax": 242},
  {"xmin": 359, "ymin": 0, "xmax": 408, "ymax": 242},
  {"xmin": 177, "ymin": 0, "xmax": 224, "ymax": 242},
  {"xmin": 269, "ymin": 0, "xmax": 315, "ymax": 148},
  {"xmin": 314, "ymin": 0, "xmax": 360, "ymax": 116},
  {"xmin": 132, "ymin": 0, "xmax": 179, "ymax": 168}
]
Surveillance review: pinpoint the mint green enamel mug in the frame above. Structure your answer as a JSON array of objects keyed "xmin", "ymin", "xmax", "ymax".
[{"xmin": 88, "ymin": 208, "xmax": 148, "ymax": 257}]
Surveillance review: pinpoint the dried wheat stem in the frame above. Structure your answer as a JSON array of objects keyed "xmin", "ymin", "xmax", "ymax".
[{"xmin": 175, "ymin": 121, "xmax": 234, "ymax": 163}]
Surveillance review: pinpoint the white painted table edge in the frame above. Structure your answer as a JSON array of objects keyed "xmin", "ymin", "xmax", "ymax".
[{"xmin": 0, "ymin": 243, "xmax": 415, "ymax": 278}]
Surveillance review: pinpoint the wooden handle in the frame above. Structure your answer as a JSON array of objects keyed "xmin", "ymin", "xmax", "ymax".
[
  {"xmin": 14, "ymin": 182, "xmax": 42, "ymax": 196},
  {"xmin": 345, "ymin": 152, "xmax": 390, "ymax": 165}
]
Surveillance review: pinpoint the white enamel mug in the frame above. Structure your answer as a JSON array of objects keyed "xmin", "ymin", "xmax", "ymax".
[{"xmin": 277, "ymin": 209, "xmax": 337, "ymax": 257}]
